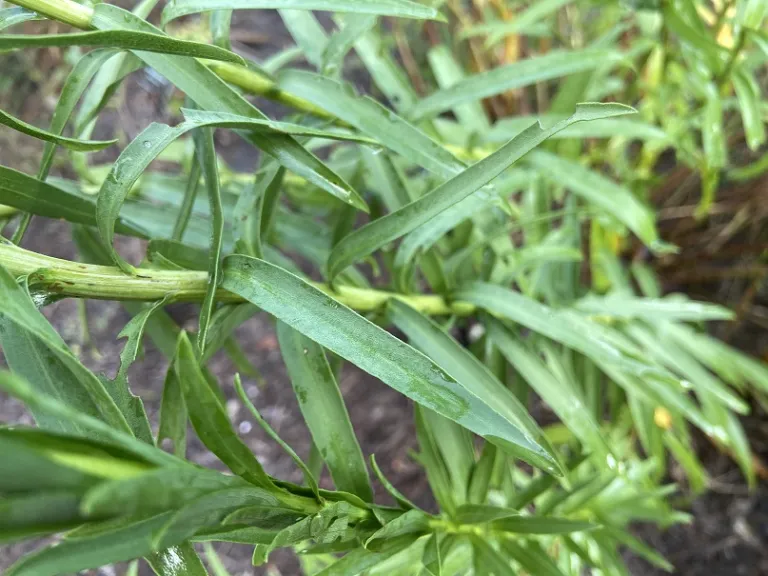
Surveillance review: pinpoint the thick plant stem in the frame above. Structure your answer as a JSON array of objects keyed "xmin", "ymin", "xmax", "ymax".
[
  {"xmin": 8, "ymin": 0, "xmax": 93, "ymax": 28},
  {"xmin": 0, "ymin": 243, "xmax": 476, "ymax": 316}
]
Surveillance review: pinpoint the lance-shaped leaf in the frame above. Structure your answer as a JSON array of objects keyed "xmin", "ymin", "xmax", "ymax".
[
  {"xmin": 0, "ymin": 267, "xmax": 131, "ymax": 437},
  {"xmin": 486, "ymin": 320, "xmax": 612, "ymax": 462},
  {"xmin": 387, "ymin": 300, "xmax": 558, "ymax": 473},
  {"xmin": 327, "ymin": 103, "xmax": 634, "ymax": 279},
  {"xmin": 162, "ymin": 0, "xmax": 443, "ymax": 25},
  {"xmin": 525, "ymin": 150, "xmax": 662, "ymax": 249},
  {"xmin": 90, "ymin": 3, "xmax": 363, "ymax": 211},
  {"xmin": 0, "ymin": 373, "xmax": 179, "ymax": 469},
  {"xmin": 4, "ymin": 513, "xmax": 174, "ymax": 576},
  {"xmin": 732, "ymin": 65, "xmax": 767, "ymax": 152},
  {"xmin": 277, "ymin": 70, "xmax": 464, "ymax": 178},
  {"xmin": 146, "ymin": 543, "xmax": 209, "ymax": 576},
  {"xmin": 484, "ymin": 115, "xmax": 668, "ymax": 143},
  {"xmin": 97, "ymin": 110, "xmax": 370, "ymax": 273},
  {"xmin": 222, "ymin": 255, "xmax": 560, "ymax": 475},
  {"xmin": 277, "ymin": 322, "xmax": 373, "ymax": 502},
  {"xmin": 408, "ymin": 49, "xmax": 625, "ymax": 121},
  {"xmin": 455, "ymin": 282, "xmax": 669, "ymax": 380},
  {"xmin": 174, "ymin": 332, "xmax": 274, "ymax": 488},
  {"xmin": 573, "ymin": 294, "xmax": 734, "ymax": 322},
  {"xmin": 0, "ymin": 108, "xmax": 115, "ymax": 151},
  {"xmin": 0, "ymin": 165, "xmax": 144, "ymax": 236},
  {"xmin": 0, "ymin": 31, "xmax": 244, "ymax": 64},
  {"xmin": 193, "ymin": 126, "xmax": 223, "ymax": 356}
]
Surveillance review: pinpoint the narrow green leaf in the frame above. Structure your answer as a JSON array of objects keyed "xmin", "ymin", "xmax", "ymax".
[
  {"xmin": 663, "ymin": 431, "xmax": 708, "ymax": 494},
  {"xmin": 366, "ymin": 510, "xmax": 430, "ymax": 550},
  {"xmin": 414, "ymin": 407, "xmax": 460, "ymax": 514},
  {"xmin": 234, "ymin": 374, "xmax": 321, "ymax": 499},
  {"xmin": 387, "ymin": 300, "xmax": 557, "ymax": 473},
  {"xmin": 0, "ymin": 492, "xmax": 84, "ymax": 543},
  {"xmin": 180, "ymin": 109, "xmax": 378, "ymax": 144},
  {"xmin": 491, "ymin": 515, "xmax": 596, "ymax": 535},
  {"xmin": 147, "ymin": 543, "xmax": 210, "ymax": 576},
  {"xmin": 0, "ymin": 267, "xmax": 132, "ymax": 437},
  {"xmin": 370, "ymin": 454, "xmax": 418, "ymax": 510},
  {"xmin": 323, "ymin": 14, "xmax": 377, "ymax": 76},
  {"xmin": 454, "ymin": 504, "xmax": 518, "ymax": 524},
  {"xmin": 500, "ymin": 540, "xmax": 567, "ymax": 576},
  {"xmin": 39, "ymin": 49, "xmax": 121, "ymax": 180},
  {"xmin": 109, "ymin": 299, "xmax": 170, "ymax": 443},
  {"xmin": 203, "ymin": 542, "xmax": 232, "ymax": 576},
  {"xmin": 4, "ymin": 513, "xmax": 173, "ymax": 576},
  {"xmin": 455, "ymin": 283, "xmax": 665, "ymax": 380},
  {"xmin": 97, "ymin": 111, "xmax": 368, "ymax": 271},
  {"xmin": 392, "ymin": 171, "xmax": 531, "ymax": 289},
  {"xmin": 0, "ymin": 374, "xmax": 179, "ymax": 469},
  {"xmin": 174, "ymin": 331, "xmax": 274, "ymax": 488},
  {"xmin": 276, "ymin": 321, "xmax": 372, "ymax": 502},
  {"xmin": 0, "ymin": 31, "xmax": 244, "ymax": 64},
  {"xmin": 158, "ymin": 356, "xmax": 187, "ymax": 459},
  {"xmin": 427, "ymin": 44, "xmax": 490, "ymax": 133},
  {"xmin": 661, "ymin": 3, "xmax": 727, "ymax": 72},
  {"xmin": 154, "ymin": 487, "xmax": 291, "ymax": 550},
  {"xmin": 202, "ymin": 303, "xmax": 259, "ymax": 363},
  {"xmin": 408, "ymin": 50, "xmax": 625, "ymax": 121},
  {"xmin": 91, "ymin": 3, "xmax": 364, "ymax": 210},
  {"xmin": 222, "ymin": 255, "xmax": 561, "ymax": 475},
  {"xmin": 0, "ymin": 108, "xmax": 115, "ymax": 151},
  {"xmin": 80, "ymin": 466, "xmax": 243, "ymax": 518},
  {"xmin": 526, "ymin": 150, "xmax": 661, "ymax": 249},
  {"xmin": 487, "ymin": 320, "xmax": 614, "ymax": 462},
  {"xmin": 732, "ymin": 65, "xmax": 766, "ymax": 151},
  {"xmin": 0, "ymin": 429, "xmax": 100, "ymax": 493},
  {"xmin": 209, "ymin": 9, "xmax": 233, "ymax": 50},
  {"xmin": 279, "ymin": 9, "xmax": 328, "ymax": 69},
  {"xmin": 0, "ymin": 165, "xmax": 144, "ymax": 235},
  {"xmin": 314, "ymin": 542, "xmax": 414, "ymax": 576},
  {"xmin": 702, "ymin": 83, "xmax": 727, "ymax": 169},
  {"xmin": 471, "ymin": 537, "xmax": 515, "ymax": 575},
  {"xmin": 194, "ymin": 127, "xmax": 223, "ymax": 357},
  {"xmin": 422, "ymin": 533, "xmax": 442, "ymax": 576},
  {"xmin": 352, "ymin": 26, "xmax": 418, "ymax": 111},
  {"xmin": 277, "ymin": 70, "xmax": 464, "ymax": 178},
  {"xmin": 601, "ymin": 526, "xmax": 673, "ymax": 572},
  {"xmin": 172, "ymin": 162, "xmax": 202, "ymax": 242},
  {"xmin": 466, "ymin": 443, "xmax": 496, "ymax": 505},
  {"xmin": 328, "ymin": 103, "xmax": 635, "ymax": 279},
  {"xmin": 574, "ymin": 294, "xmax": 733, "ymax": 321},
  {"xmin": 624, "ymin": 323, "xmax": 749, "ymax": 415},
  {"xmin": 232, "ymin": 163, "xmax": 285, "ymax": 259},
  {"xmin": 162, "ymin": 0, "xmax": 442, "ymax": 25},
  {"xmin": 74, "ymin": 51, "xmax": 143, "ymax": 136},
  {"xmin": 148, "ymin": 239, "xmax": 208, "ymax": 271},
  {"xmin": 485, "ymin": 115, "xmax": 668, "ymax": 143},
  {"xmin": 484, "ymin": 0, "xmax": 572, "ymax": 47}
]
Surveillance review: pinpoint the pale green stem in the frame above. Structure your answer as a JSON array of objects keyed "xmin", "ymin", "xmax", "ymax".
[
  {"xmin": 8, "ymin": 0, "xmax": 93, "ymax": 28},
  {"xmin": 205, "ymin": 61, "xmax": 340, "ymax": 124},
  {"xmin": 0, "ymin": 243, "xmax": 476, "ymax": 316}
]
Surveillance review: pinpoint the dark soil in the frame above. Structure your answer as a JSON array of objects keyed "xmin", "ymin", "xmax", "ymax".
[{"xmin": 2, "ymin": 8, "xmax": 768, "ymax": 576}]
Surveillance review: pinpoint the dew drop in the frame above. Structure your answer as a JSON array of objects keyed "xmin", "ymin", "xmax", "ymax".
[{"xmin": 142, "ymin": 140, "xmax": 152, "ymax": 149}]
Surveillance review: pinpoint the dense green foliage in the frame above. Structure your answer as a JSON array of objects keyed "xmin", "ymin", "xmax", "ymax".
[{"xmin": 0, "ymin": 0, "xmax": 767, "ymax": 574}]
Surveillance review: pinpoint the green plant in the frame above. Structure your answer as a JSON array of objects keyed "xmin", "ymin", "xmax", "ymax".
[{"xmin": 0, "ymin": 0, "xmax": 767, "ymax": 574}]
